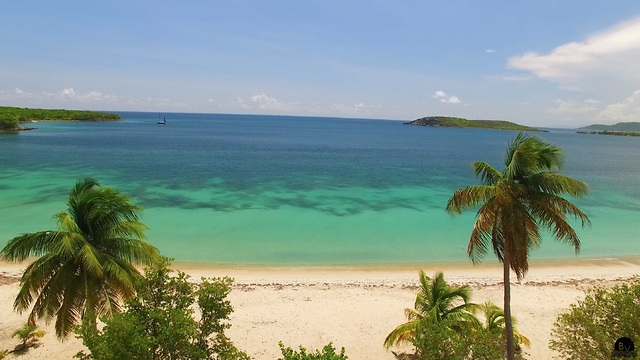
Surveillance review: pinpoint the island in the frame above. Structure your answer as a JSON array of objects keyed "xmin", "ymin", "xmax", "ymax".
[
  {"xmin": 577, "ymin": 122, "xmax": 640, "ymax": 136},
  {"xmin": 0, "ymin": 106, "xmax": 121, "ymax": 131},
  {"xmin": 405, "ymin": 116, "xmax": 543, "ymax": 131}
]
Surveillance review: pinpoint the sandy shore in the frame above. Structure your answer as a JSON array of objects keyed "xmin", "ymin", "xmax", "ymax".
[{"xmin": 1, "ymin": 258, "xmax": 639, "ymax": 359}]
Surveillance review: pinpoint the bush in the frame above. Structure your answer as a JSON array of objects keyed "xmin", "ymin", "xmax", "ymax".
[
  {"xmin": 410, "ymin": 318, "xmax": 508, "ymax": 360},
  {"xmin": 278, "ymin": 342, "xmax": 348, "ymax": 360},
  {"xmin": 0, "ymin": 114, "xmax": 19, "ymax": 130},
  {"xmin": 549, "ymin": 280, "xmax": 640, "ymax": 360},
  {"xmin": 76, "ymin": 257, "xmax": 249, "ymax": 360}
]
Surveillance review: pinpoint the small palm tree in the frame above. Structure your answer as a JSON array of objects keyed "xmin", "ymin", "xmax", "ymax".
[
  {"xmin": 1, "ymin": 178, "xmax": 160, "ymax": 338},
  {"xmin": 446, "ymin": 133, "xmax": 590, "ymax": 360},
  {"xmin": 478, "ymin": 301, "xmax": 530, "ymax": 348},
  {"xmin": 384, "ymin": 270, "xmax": 478, "ymax": 348},
  {"xmin": 11, "ymin": 322, "xmax": 45, "ymax": 352}
]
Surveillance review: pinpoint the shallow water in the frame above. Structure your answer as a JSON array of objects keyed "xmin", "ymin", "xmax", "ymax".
[{"xmin": 1, "ymin": 112, "xmax": 638, "ymax": 265}]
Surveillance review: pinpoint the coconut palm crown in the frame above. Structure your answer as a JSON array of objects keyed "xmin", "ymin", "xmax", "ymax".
[
  {"xmin": 1, "ymin": 178, "xmax": 159, "ymax": 339},
  {"xmin": 384, "ymin": 270, "xmax": 478, "ymax": 348},
  {"xmin": 446, "ymin": 132, "xmax": 590, "ymax": 359}
]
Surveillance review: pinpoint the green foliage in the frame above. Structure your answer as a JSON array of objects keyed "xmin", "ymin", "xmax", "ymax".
[
  {"xmin": 578, "ymin": 130, "xmax": 640, "ymax": 136},
  {"xmin": 278, "ymin": 342, "xmax": 348, "ymax": 360},
  {"xmin": 11, "ymin": 322, "xmax": 45, "ymax": 353},
  {"xmin": 76, "ymin": 257, "xmax": 250, "ymax": 360},
  {"xmin": 580, "ymin": 121, "xmax": 640, "ymax": 132},
  {"xmin": 387, "ymin": 272, "xmax": 529, "ymax": 359},
  {"xmin": 0, "ymin": 113, "xmax": 20, "ymax": 130},
  {"xmin": 411, "ymin": 316, "xmax": 527, "ymax": 360},
  {"xmin": 384, "ymin": 271, "xmax": 478, "ymax": 348},
  {"xmin": 407, "ymin": 116, "xmax": 541, "ymax": 131},
  {"xmin": 0, "ymin": 106, "xmax": 120, "ymax": 126},
  {"xmin": 549, "ymin": 280, "xmax": 640, "ymax": 360},
  {"xmin": 1, "ymin": 178, "xmax": 159, "ymax": 338}
]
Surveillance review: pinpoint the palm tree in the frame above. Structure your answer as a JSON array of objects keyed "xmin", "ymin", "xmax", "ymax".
[
  {"xmin": 446, "ymin": 133, "xmax": 590, "ymax": 360},
  {"xmin": 384, "ymin": 270, "xmax": 478, "ymax": 348},
  {"xmin": 11, "ymin": 322, "xmax": 45, "ymax": 352},
  {"xmin": 1, "ymin": 178, "xmax": 159, "ymax": 339},
  {"xmin": 478, "ymin": 301, "xmax": 530, "ymax": 348}
]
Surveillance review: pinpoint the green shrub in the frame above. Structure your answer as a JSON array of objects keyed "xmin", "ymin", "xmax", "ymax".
[
  {"xmin": 76, "ymin": 257, "xmax": 249, "ymax": 360},
  {"xmin": 278, "ymin": 342, "xmax": 348, "ymax": 360},
  {"xmin": 410, "ymin": 318, "xmax": 509, "ymax": 360},
  {"xmin": 549, "ymin": 280, "xmax": 640, "ymax": 360}
]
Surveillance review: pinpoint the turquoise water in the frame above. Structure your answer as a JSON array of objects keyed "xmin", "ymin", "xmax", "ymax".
[{"xmin": 1, "ymin": 113, "xmax": 639, "ymax": 265}]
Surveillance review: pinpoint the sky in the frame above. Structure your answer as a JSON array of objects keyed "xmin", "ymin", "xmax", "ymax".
[{"xmin": 2, "ymin": 1, "xmax": 640, "ymax": 128}]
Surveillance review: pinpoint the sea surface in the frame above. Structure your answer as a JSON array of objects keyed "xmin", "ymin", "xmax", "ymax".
[{"xmin": 1, "ymin": 112, "xmax": 639, "ymax": 266}]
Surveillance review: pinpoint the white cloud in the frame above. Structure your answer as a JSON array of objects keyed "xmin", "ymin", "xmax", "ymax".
[
  {"xmin": 433, "ymin": 90, "xmax": 461, "ymax": 104},
  {"xmin": 547, "ymin": 99, "xmax": 599, "ymax": 114},
  {"xmin": 249, "ymin": 93, "xmax": 285, "ymax": 110},
  {"xmin": 599, "ymin": 90, "xmax": 640, "ymax": 121},
  {"xmin": 508, "ymin": 17, "xmax": 640, "ymax": 85},
  {"xmin": 60, "ymin": 88, "xmax": 76, "ymax": 98},
  {"xmin": 485, "ymin": 49, "xmax": 496, "ymax": 54}
]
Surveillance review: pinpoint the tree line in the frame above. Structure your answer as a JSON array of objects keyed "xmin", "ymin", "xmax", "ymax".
[{"xmin": 0, "ymin": 106, "xmax": 120, "ymax": 130}]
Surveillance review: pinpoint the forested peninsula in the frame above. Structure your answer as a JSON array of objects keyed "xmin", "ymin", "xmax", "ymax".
[
  {"xmin": 405, "ymin": 116, "xmax": 542, "ymax": 132},
  {"xmin": 578, "ymin": 122, "xmax": 640, "ymax": 136},
  {"xmin": 0, "ymin": 106, "xmax": 120, "ymax": 131}
]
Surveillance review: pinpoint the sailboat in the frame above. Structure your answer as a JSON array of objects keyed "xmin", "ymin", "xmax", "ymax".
[{"xmin": 157, "ymin": 113, "xmax": 166, "ymax": 125}]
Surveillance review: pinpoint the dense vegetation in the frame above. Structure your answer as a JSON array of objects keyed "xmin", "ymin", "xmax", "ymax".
[
  {"xmin": 76, "ymin": 258, "xmax": 249, "ymax": 360},
  {"xmin": 578, "ymin": 130, "xmax": 640, "ymax": 136},
  {"xmin": 579, "ymin": 121, "xmax": 640, "ymax": 132},
  {"xmin": 385, "ymin": 271, "xmax": 528, "ymax": 359},
  {"xmin": 278, "ymin": 342, "xmax": 348, "ymax": 360},
  {"xmin": 405, "ymin": 116, "xmax": 542, "ymax": 131},
  {"xmin": 0, "ymin": 106, "xmax": 120, "ymax": 130},
  {"xmin": 550, "ymin": 280, "xmax": 640, "ymax": 360}
]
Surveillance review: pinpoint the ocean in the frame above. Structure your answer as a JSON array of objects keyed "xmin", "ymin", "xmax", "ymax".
[{"xmin": 1, "ymin": 112, "xmax": 639, "ymax": 266}]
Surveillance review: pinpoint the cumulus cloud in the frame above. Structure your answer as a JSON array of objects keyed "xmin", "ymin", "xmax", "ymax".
[
  {"xmin": 249, "ymin": 93, "xmax": 285, "ymax": 110},
  {"xmin": 508, "ymin": 17, "xmax": 640, "ymax": 84},
  {"xmin": 433, "ymin": 90, "xmax": 461, "ymax": 104},
  {"xmin": 599, "ymin": 90, "xmax": 640, "ymax": 121}
]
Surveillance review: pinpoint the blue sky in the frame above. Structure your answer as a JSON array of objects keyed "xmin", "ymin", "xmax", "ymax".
[{"xmin": 2, "ymin": 1, "xmax": 640, "ymax": 127}]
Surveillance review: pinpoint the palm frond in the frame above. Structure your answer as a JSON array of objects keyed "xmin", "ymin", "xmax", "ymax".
[
  {"xmin": 384, "ymin": 320, "xmax": 421, "ymax": 348},
  {"xmin": 472, "ymin": 161, "xmax": 502, "ymax": 185},
  {"xmin": 446, "ymin": 185, "xmax": 496, "ymax": 214}
]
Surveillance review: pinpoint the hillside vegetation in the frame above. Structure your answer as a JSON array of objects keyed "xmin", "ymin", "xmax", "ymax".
[
  {"xmin": 405, "ymin": 116, "xmax": 542, "ymax": 131},
  {"xmin": 579, "ymin": 122, "xmax": 640, "ymax": 132},
  {"xmin": 0, "ymin": 106, "xmax": 120, "ymax": 130}
]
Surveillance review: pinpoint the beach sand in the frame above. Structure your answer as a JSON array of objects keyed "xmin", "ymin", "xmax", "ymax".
[{"xmin": 1, "ymin": 258, "xmax": 639, "ymax": 359}]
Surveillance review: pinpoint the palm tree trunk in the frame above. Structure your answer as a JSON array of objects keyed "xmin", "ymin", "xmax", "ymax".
[{"xmin": 503, "ymin": 249, "xmax": 515, "ymax": 360}]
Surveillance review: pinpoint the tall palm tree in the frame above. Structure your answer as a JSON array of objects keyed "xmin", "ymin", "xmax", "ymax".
[
  {"xmin": 384, "ymin": 270, "xmax": 478, "ymax": 348},
  {"xmin": 1, "ymin": 178, "xmax": 159, "ymax": 339},
  {"xmin": 446, "ymin": 133, "xmax": 590, "ymax": 360}
]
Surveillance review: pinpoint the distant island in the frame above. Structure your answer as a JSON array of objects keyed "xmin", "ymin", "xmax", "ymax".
[
  {"xmin": 579, "ymin": 122, "xmax": 640, "ymax": 132},
  {"xmin": 405, "ymin": 116, "xmax": 543, "ymax": 132},
  {"xmin": 0, "ymin": 106, "xmax": 121, "ymax": 131},
  {"xmin": 577, "ymin": 122, "xmax": 640, "ymax": 136}
]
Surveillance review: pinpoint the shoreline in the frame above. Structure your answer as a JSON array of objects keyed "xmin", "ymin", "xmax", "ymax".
[{"xmin": 1, "ymin": 258, "xmax": 638, "ymax": 359}]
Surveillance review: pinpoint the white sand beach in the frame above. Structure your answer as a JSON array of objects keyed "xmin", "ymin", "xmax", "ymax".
[{"xmin": 1, "ymin": 258, "xmax": 639, "ymax": 359}]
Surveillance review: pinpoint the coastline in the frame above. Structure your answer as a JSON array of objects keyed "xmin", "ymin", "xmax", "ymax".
[{"xmin": 1, "ymin": 257, "xmax": 638, "ymax": 359}]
